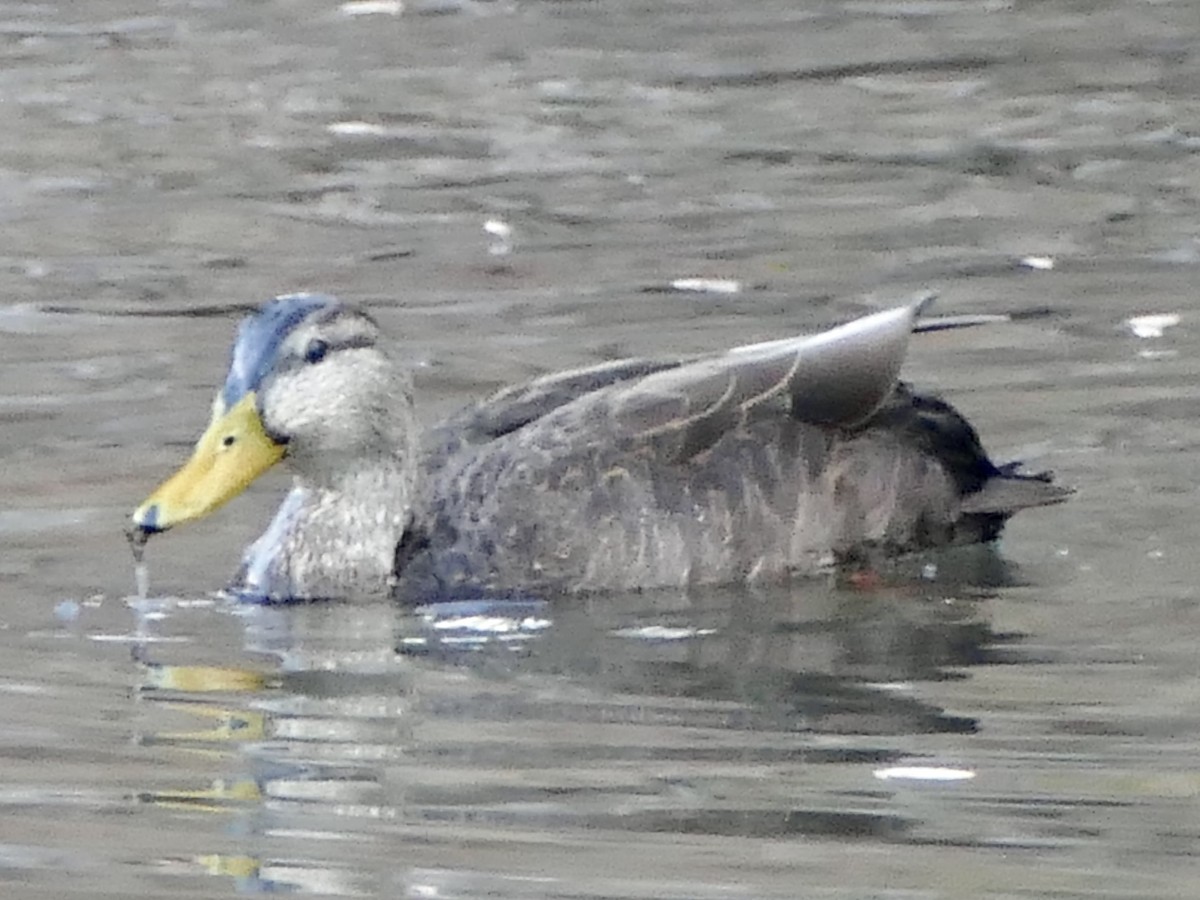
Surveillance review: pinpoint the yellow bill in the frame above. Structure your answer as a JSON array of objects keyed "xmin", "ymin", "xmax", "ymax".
[{"xmin": 131, "ymin": 393, "xmax": 285, "ymax": 533}]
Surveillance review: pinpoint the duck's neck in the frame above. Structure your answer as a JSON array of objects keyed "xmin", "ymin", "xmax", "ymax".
[
  {"xmin": 300, "ymin": 460, "xmax": 416, "ymax": 583},
  {"xmin": 237, "ymin": 450, "xmax": 419, "ymax": 602},
  {"xmin": 236, "ymin": 364, "xmax": 422, "ymax": 601}
]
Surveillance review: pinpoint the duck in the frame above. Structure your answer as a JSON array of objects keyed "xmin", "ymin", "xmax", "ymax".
[{"xmin": 129, "ymin": 292, "xmax": 1069, "ymax": 602}]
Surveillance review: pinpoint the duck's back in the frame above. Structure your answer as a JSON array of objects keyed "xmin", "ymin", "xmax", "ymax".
[
  {"xmin": 401, "ymin": 383, "xmax": 1058, "ymax": 598},
  {"xmin": 395, "ymin": 305, "xmax": 1066, "ymax": 599}
]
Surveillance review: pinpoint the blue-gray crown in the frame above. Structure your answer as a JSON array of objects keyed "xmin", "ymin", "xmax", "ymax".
[{"xmin": 221, "ymin": 293, "xmax": 340, "ymax": 408}]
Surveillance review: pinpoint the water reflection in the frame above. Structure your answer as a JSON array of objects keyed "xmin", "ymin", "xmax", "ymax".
[{"xmin": 122, "ymin": 544, "xmax": 1032, "ymax": 894}]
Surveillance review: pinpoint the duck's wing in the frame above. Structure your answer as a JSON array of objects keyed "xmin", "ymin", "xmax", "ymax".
[
  {"xmin": 423, "ymin": 356, "xmax": 688, "ymax": 467},
  {"xmin": 435, "ymin": 357, "xmax": 686, "ymax": 443},
  {"xmin": 442, "ymin": 296, "xmax": 997, "ymax": 449},
  {"xmin": 440, "ymin": 302, "xmax": 916, "ymax": 468},
  {"xmin": 597, "ymin": 303, "xmax": 920, "ymax": 462},
  {"xmin": 426, "ymin": 302, "xmax": 920, "ymax": 469}
]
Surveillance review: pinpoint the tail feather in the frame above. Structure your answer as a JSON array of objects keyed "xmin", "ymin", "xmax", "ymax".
[{"xmin": 960, "ymin": 467, "xmax": 1073, "ymax": 516}]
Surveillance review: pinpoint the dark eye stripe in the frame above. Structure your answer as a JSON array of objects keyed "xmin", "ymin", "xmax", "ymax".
[{"xmin": 264, "ymin": 333, "xmax": 378, "ymax": 382}]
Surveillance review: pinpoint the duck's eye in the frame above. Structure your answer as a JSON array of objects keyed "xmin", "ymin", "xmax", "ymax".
[
  {"xmin": 222, "ymin": 435, "xmax": 236, "ymax": 448},
  {"xmin": 304, "ymin": 339, "xmax": 329, "ymax": 365}
]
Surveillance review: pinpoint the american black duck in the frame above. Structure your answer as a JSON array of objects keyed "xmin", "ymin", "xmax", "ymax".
[{"xmin": 130, "ymin": 293, "xmax": 1068, "ymax": 601}]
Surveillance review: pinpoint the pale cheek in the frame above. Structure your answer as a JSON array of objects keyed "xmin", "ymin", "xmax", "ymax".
[
  {"xmin": 264, "ymin": 368, "xmax": 371, "ymax": 445},
  {"xmin": 263, "ymin": 380, "xmax": 326, "ymax": 441}
]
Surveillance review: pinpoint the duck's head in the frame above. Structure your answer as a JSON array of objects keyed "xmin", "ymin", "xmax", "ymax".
[{"xmin": 131, "ymin": 292, "xmax": 405, "ymax": 538}]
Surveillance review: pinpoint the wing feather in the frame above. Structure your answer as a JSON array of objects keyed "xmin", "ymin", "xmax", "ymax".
[
  {"xmin": 427, "ymin": 302, "xmax": 921, "ymax": 466},
  {"xmin": 606, "ymin": 303, "xmax": 920, "ymax": 459}
]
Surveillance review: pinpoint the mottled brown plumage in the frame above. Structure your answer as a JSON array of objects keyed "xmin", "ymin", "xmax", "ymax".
[{"xmin": 132, "ymin": 294, "xmax": 1068, "ymax": 602}]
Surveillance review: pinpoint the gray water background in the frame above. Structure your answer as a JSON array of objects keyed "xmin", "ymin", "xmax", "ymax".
[{"xmin": 2, "ymin": 0, "xmax": 1200, "ymax": 897}]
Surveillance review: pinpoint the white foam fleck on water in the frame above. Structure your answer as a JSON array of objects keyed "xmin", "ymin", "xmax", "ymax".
[
  {"xmin": 327, "ymin": 121, "xmax": 388, "ymax": 136},
  {"xmin": 483, "ymin": 218, "xmax": 513, "ymax": 257},
  {"xmin": 1018, "ymin": 255, "xmax": 1054, "ymax": 270},
  {"xmin": 669, "ymin": 278, "xmax": 741, "ymax": 294},
  {"xmin": 1127, "ymin": 313, "xmax": 1180, "ymax": 338},
  {"xmin": 340, "ymin": 1, "xmax": 403, "ymax": 16},
  {"xmin": 874, "ymin": 766, "xmax": 976, "ymax": 782}
]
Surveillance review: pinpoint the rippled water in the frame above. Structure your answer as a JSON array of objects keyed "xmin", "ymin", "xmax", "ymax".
[{"xmin": 3, "ymin": 0, "xmax": 1200, "ymax": 897}]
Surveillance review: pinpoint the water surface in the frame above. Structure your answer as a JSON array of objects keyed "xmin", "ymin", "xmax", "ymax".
[{"xmin": 2, "ymin": 0, "xmax": 1200, "ymax": 897}]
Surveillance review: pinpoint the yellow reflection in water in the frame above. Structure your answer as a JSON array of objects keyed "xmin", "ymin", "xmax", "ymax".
[{"xmin": 140, "ymin": 662, "xmax": 272, "ymax": 693}]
